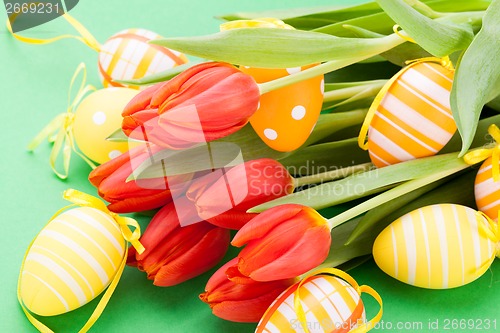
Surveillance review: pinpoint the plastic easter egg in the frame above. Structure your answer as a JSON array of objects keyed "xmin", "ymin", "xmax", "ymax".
[
  {"xmin": 20, "ymin": 206, "xmax": 126, "ymax": 316},
  {"xmin": 474, "ymin": 156, "xmax": 500, "ymax": 220},
  {"xmin": 373, "ymin": 204, "xmax": 497, "ymax": 289},
  {"xmin": 240, "ymin": 65, "xmax": 324, "ymax": 152},
  {"xmin": 98, "ymin": 28, "xmax": 188, "ymax": 89},
  {"xmin": 256, "ymin": 275, "xmax": 366, "ymax": 332},
  {"xmin": 72, "ymin": 87, "xmax": 139, "ymax": 164},
  {"xmin": 367, "ymin": 62, "xmax": 456, "ymax": 167}
]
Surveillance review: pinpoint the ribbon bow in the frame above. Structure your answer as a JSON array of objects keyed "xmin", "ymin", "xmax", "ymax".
[
  {"xmin": 293, "ymin": 268, "xmax": 383, "ymax": 333},
  {"xmin": 27, "ymin": 63, "xmax": 97, "ymax": 179},
  {"xmin": 63, "ymin": 188, "xmax": 145, "ymax": 254},
  {"xmin": 464, "ymin": 124, "xmax": 500, "ymax": 181},
  {"xmin": 476, "ymin": 211, "xmax": 500, "ymax": 259}
]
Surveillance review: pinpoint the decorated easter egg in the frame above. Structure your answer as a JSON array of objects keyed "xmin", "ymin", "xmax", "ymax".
[
  {"xmin": 373, "ymin": 204, "xmax": 497, "ymax": 289},
  {"xmin": 256, "ymin": 275, "xmax": 366, "ymax": 332},
  {"xmin": 73, "ymin": 87, "xmax": 139, "ymax": 164},
  {"xmin": 19, "ymin": 206, "xmax": 126, "ymax": 316},
  {"xmin": 366, "ymin": 62, "xmax": 456, "ymax": 167},
  {"xmin": 98, "ymin": 28, "xmax": 188, "ymax": 89},
  {"xmin": 240, "ymin": 65, "xmax": 324, "ymax": 152},
  {"xmin": 474, "ymin": 156, "xmax": 500, "ymax": 220}
]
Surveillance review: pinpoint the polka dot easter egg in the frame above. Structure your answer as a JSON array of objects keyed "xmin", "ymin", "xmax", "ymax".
[
  {"xmin": 240, "ymin": 66, "xmax": 324, "ymax": 152},
  {"xmin": 72, "ymin": 87, "xmax": 139, "ymax": 164},
  {"xmin": 256, "ymin": 270, "xmax": 383, "ymax": 333},
  {"xmin": 19, "ymin": 206, "xmax": 126, "ymax": 316},
  {"xmin": 98, "ymin": 28, "xmax": 188, "ymax": 89},
  {"xmin": 361, "ymin": 60, "xmax": 457, "ymax": 167},
  {"xmin": 373, "ymin": 204, "xmax": 499, "ymax": 289}
]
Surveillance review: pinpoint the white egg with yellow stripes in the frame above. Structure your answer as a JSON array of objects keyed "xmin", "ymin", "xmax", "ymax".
[
  {"xmin": 256, "ymin": 275, "xmax": 366, "ymax": 333},
  {"xmin": 373, "ymin": 204, "xmax": 498, "ymax": 289},
  {"xmin": 365, "ymin": 61, "xmax": 457, "ymax": 168},
  {"xmin": 98, "ymin": 28, "xmax": 188, "ymax": 89},
  {"xmin": 19, "ymin": 206, "xmax": 126, "ymax": 316}
]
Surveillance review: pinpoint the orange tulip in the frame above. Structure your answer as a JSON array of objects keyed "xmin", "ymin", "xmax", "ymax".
[
  {"xmin": 200, "ymin": 258, "xmax": 296, "ymax": 323},
  {"xmin": 230, "ymin": 204, "xmax": 331, "ymax": 281},
  {"xmin": 122, "ymin": 62, "xmax": 260, "ymax": 149},
  {"xmin": 186, "ymin": 158, "xmax": 294, "ymax": 230},
  {"xmin": 88, "ymin": 144, "xmax": 189, "ymax": 213},
  {"xmin": 128, "ymin": 198, "xmax": 230, "ymax": 286}
]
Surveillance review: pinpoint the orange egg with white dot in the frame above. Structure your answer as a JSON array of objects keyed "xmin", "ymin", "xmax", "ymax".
[
  {"xmin": 98, "ymin": 28, "xmax": 188, "ymax": 89},
  {"xmin": 239, "ymin": 65, "xmax": 324, "ymax": 152},
  {"xmin": 72, "ymin": 88, "xmax": 139, "ymax": 164},
  {"xmin": 367, "ymin": 62, "xmax": 457, "ymax": 167},
  {"xmin": 474, "ymin": 156, "xmax": 500, "ymax": 220}
]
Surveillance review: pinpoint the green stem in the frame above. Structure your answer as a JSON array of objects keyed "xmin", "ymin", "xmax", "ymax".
[
  {"xmin": 326, "ymin": 162, "xmax": 470, "ymax": 230},
  {"xmin": 257, "ymin": 34, "xmax": 404, "ymax": 95},
  {"xmin": 293, "ymin": 163, "xmax": 373, "ymax": 187},
  {"xmin": 322, "ymin": 80, "xmax": 387, "ymax": 103}
]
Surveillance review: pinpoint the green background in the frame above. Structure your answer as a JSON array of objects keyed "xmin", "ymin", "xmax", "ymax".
[{"xmin": 1, "ymin": 0, "xmax": 499, "ymax": 332}]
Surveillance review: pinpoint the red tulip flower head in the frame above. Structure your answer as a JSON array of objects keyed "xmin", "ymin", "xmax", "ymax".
[
  {"xmin": 187, "ymin": 158, "xmax": 295, "ymax": 230},
  {"xmin": 127, "ymin": 198, "xmax": 230, "ymax": 286},
  {"xmin": 230, "ymin": 204, "xmax": 331, "ymax": 281},
  {"xmin": 200, "ymin": 258, "xmax": 296, "ymax": 323},
  {"xmin": 88, "ymin": 144, "xmax": 190, "ymax": 213},
  {"xmin": 122, "ymin": 62, "xmax": 260, "ymax": 149}
]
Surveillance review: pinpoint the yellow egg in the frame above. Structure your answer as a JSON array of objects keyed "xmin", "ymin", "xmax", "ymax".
[
  {"xmin": 367, "ymin": 62, "xmax": 456, "ymax": 167},
  {"xmin": 19, "ymin": 207, "xmax": 126, "ymax": 316},
  {"xmin": 256, "ymin": 275, "xmax": 366, "ymax": 332},
  {"xmin": 72, "ymin": 87, "xmax": 139, "ymax": 164},
  {"xmin": 373, "ymin": 204, "xmax": 497, "ymax": 289},
  {"xmin": 474, "ymin": 157, "xmax": 500, "ymax": 220},
  {"xmin": 98, "ymin": 28, "xmax": 188, "ymax": 89},
  {"xmin": 240, "ymin": 65, "xmax": 324, "ymax": 152}
]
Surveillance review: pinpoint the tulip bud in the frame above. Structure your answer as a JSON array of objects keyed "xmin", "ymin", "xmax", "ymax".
[
  {"xmin": 186, "ymin": 158, "xmax": 295, "ymax": 230},
  {"xmin": 89, "ymin": 144, "xmax": 190, "ymax": 213},
  {"xmin": 122, "ymin": 62, "xmax": 260, "ymax": 149},
  {"xmin": 127, "ymin": 198, "xmax": 230, "ymax": 286},
  {"xmin": 231, "ymin": 204, "xmax": 331, "ymax": 281},
  {"xmin": 200, "ymin": 258, "xmax": 296, "ymax": 323}
]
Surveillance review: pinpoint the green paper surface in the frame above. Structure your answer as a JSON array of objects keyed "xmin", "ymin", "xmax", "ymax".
[{"xmin": 0, "ymin": 0, "xmax": 499, "ymax": 332}]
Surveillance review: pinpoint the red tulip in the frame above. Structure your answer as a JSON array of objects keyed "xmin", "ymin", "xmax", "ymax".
[
  {"xmin": 230, "ymin": 204, "xmax": 331, "ymax": 281},
  {"xmin": 88, "ymin": 144, "xmax": 190, "ymax": 213},
  {"xmin": 122, "ymin": 62, "xmax": 260, "ymax": 149},
  {"xmin": 200, "ymin": 258, "xmax": 296, "ymax": 323},
  {"xmin": 186, "ymin": 158, "xmax": 295, "ymax": 230},
  {"xmin": 127, "ymin": 198, "xmax": 231, "ymax": 286}
]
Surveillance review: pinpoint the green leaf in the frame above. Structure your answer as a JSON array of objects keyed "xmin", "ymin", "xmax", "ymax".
[
  {"xmin": 250, "ymin": 151, "xmax": 467, "ymax": 212},
  {"xmin": 115, "ymin": 62, "xmax": 197, "ymax": 86},
  {"xmin": 376, "ymin": 0, "xmax": 475, "ymax": 56},
  {"xmin": 346, "ymin": 169, "xmax": 476, "ymax": 244},
  {"xmin": 450, "ymin": 0, "xmax": 500, "ymax": 155},
  {"xmin": 152, "ymin": 28, "xmax": 404, "ymax": 68}
]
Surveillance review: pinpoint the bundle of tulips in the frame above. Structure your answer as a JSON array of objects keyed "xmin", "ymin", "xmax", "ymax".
[{"xmin": 18, "ymin": 0, "xmax": 500, "ymax": 332}]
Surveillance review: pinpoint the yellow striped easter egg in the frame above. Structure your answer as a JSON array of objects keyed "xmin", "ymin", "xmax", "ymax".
[
  {"xmin": 474, "ymin": 157, "xmax": 500, "ymax": 220},
  {"xmin": 256, "ymin": 275, "xmax": 365, "ymax": 333},
  {"xmin": 367, "ymin": 62, "xmax": 456, "ymax": 167},
  {"xmin": 98, "ymin": 28, "xmax": 188, "ymax": 89},
  {"xmin": 20, "ymin": 207, "xmax": 126, "ymax": 316},
  {"xmin": 240, "ymin": 66, "xmax": 324, "ymax": 152},
  {"xmin": 373, "ymin": 204, "xmax": 497, "ymax": 289}
]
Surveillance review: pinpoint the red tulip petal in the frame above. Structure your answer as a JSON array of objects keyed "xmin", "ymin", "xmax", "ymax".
[{"xmin": 122, "ymin": 83, "xmax": 163, "ymax": 116}]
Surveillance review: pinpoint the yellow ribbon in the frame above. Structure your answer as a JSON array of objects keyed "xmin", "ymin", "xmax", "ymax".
[
  {"xmin": 358, "ymin": 56, "xmax": 454, "ymax": 151},
  {"xmin": 476, "ymin": 210, "xmax": 500, "ymax": 258},
  {"xmin": 464, "ymin": 124, "xmax": 500, "ymax": 182},
  {"xmin": 17, "ymin": 189, "xmax": 144, "ymax": 333},
  {"xmin": 294, "ymin": 268, "xmax": 383, "ymax": 333},
  {"xmin": 6, "ymin": 13, "xmax": 101, "ymax": 52},
  {"xmin": 220, "ymin": 17, "xmax": 294, "ymax": 31},
  {"xmin": 392, "ymin": 24, "xmax": 416, "ymax": 44},
  {"xmin": 27, "ymin": 63, "xmax": 97, "ymax": 179}
]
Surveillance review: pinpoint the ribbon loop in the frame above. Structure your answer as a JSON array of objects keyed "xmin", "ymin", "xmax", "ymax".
[
  {"xmin": 294, "ymin": 268, "xmax": 382, "ymax": 333},
  {"xmin": 27, "ymin": 63, "xmax": 97, "ymax": 179},
  {"xmin": 63, "ymin": 189, "xmax": 145, "ymax": 254},
  {"xmin": 464, "ymin": 124, "xmax": 500, "ymax": 181}
]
